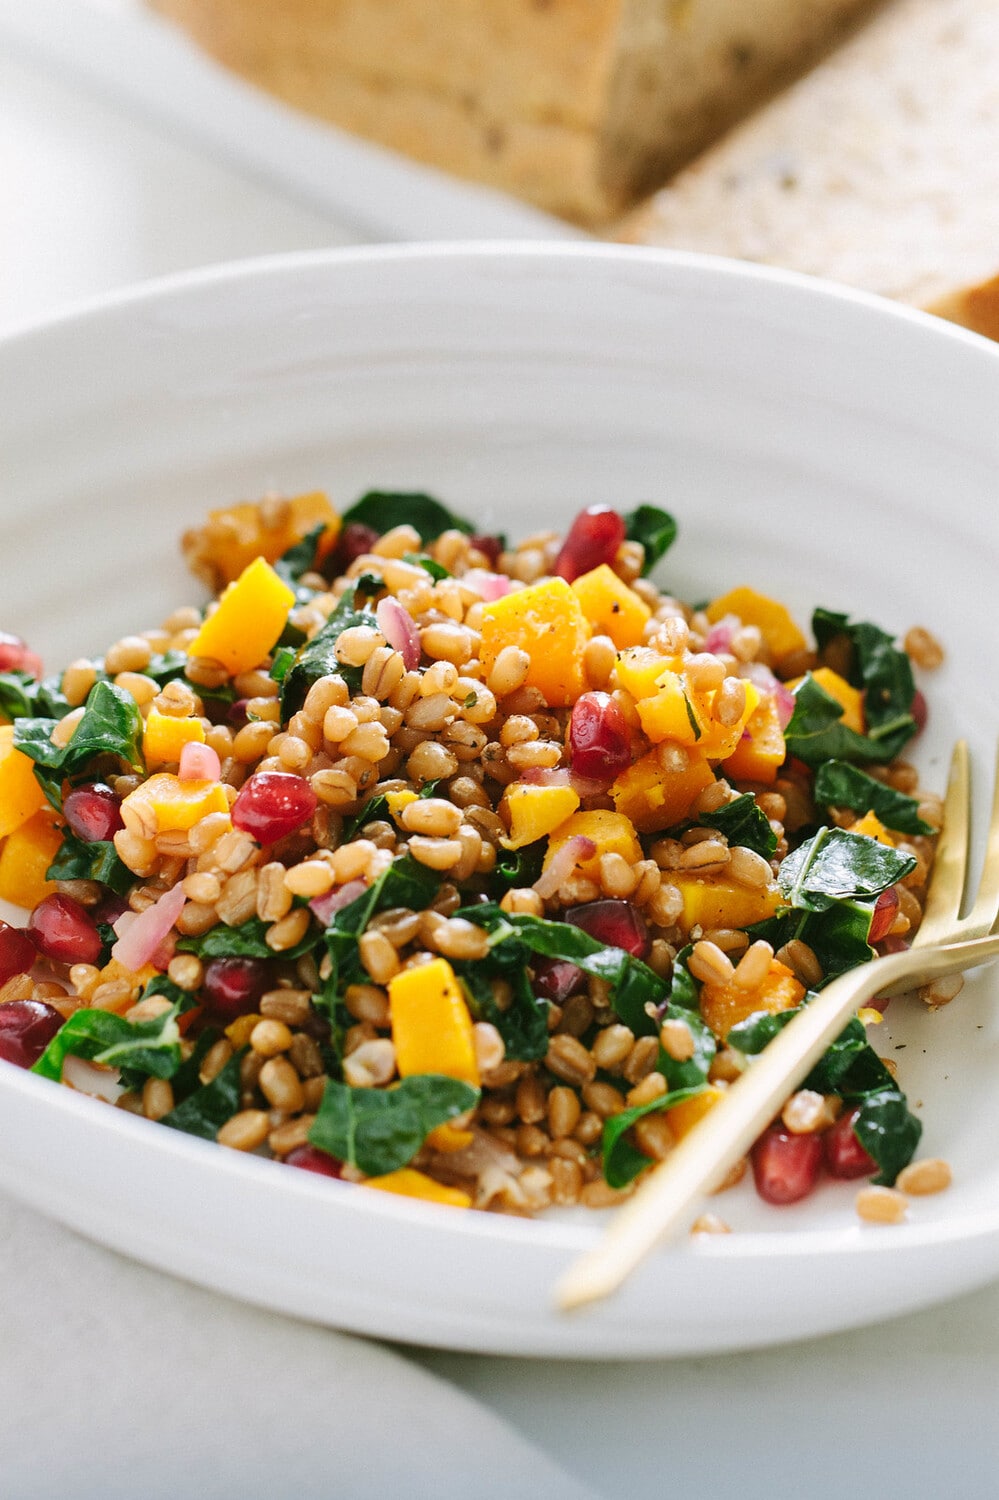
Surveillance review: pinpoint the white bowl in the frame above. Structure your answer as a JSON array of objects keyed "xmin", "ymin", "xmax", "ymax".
[{"xmin": 1, "ymin": 243, "xmax": 998, "ymax": 1357}]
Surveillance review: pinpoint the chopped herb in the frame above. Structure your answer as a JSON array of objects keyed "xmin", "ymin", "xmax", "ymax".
[{"xmin": 403, "ymin": 551, "xmax": 451, "ymax": 582}]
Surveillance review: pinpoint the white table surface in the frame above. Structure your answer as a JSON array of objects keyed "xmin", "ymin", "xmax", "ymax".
[{"xmin": 2, "ymin": 32, "xmax": 999, "ymax": 1500}]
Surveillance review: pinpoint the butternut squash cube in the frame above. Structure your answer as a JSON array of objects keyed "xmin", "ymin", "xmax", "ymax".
[
  {"xmin": 0, "ymin": 808, "xmax": 63, "ymax": 907},
  {"xmin": 698, "ymin": 958, "xmax": 805, "ymax": 1041},
  {"xmin": 695, "ymin": 681, "xmax": 762, "ymax": 761},
  {"xmin": 850, "ymin": 811, "xmax": 896, "ymax": 846},
  {"xmin": 571, "ymin": 564, "xmax": 650, "ymax": 649},
  {"xmin": 142, "ymin": 708, "xmax": 206, "ymax": 767},
  {"xmin": 500, "ymin": 782, "xmax": 580, "ymax": 850},
  {"xmin": 610, "ymin": 750, "xmax": 715, "ymax": 834},
  {"xmin": 671, "ymin": 871, "xmax": 783, "ymax": 936},
  {"xmin": 185, "ymin": 556, "xmax": 295, "ymax": 677},
  {"xmin": 666, "ymin": 1085, "xmax": 728, "ymax": 1140},
  {"xmin": 722, "ymin": 695, "xmax": 786, "ymax": 785},
  {"xmin": 635, "ymin": 670, "xmax": 702, "ymax": 746},
  {"xmin": 479, "ymin": 578, "xmax": 589, "ymax": 707},
  {"xmin": 121, "ymin": 772, "xmax": 231, "ymax": 834},
  {"xmin": 389, "ymin": 957, "xmax": 479, "ymax": 1086},
  {"xmin": 0, "ymin": 724, "xmax": 47, "ymax": 840},
  {"xmin": 543, "ymin": 808, "xmax": 642, "ymax": 880},
  {"xmin": 613, "ymin": 646, "xmax": 675, "ymax": 702},
  {"xmin": 793, "ymin": 667, "xmax": 866, "ymax": 734},
  {"xmin": 363, "ymin": 1168, "xmax": 472, "ymax": 1208},
  {"xmin": 705, "ymin": 586, "xmax": 807, "ymax": 665},
  {"xmin": 189, "ymin": 491, "xmax": 341, "ymax": 586}
]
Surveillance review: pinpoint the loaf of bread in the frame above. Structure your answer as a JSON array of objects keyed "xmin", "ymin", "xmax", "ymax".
[
  {"xmin": 626, "ymin": 0, "xmax": 999, "ymax": 340},
  {"xmin": 148, "ymin": 0, "xmax": 878, "ymax": 226}
]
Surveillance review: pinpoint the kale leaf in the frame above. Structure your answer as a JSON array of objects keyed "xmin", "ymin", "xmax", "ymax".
[
  {"xmin": 778, "ymin": 826, "xmax": 916, "ymax": 911},
  {"xmin": 160, "ymin": 1050, "xmax": 245, "ymax": 1140},
  {"xmin": 813, "ymin": 760, "xmax": 933, "ymax": 836},
  {"xmin": 176, "ymin": 913, "xmax": 318, "ymax": 961},
  {"xmin": 601, "ymin": 1086, "xmax": 705, "ymax": 1189},
  {"xmin": 621, "ymin": 505, "xmax": 678, "ymax": 574},
  {"xmin": 279, "ymin": 577, "xmax": 383, "ymax": 717},
  {"xmin": 14, "ymin": 680, "xmax": 145, "ymax": 809},
  {"xmin": 695, "ymin": 791, "xmax": 777, "ymax": 860},
  {"xmin": 341, "ymin": 490, "xmax": 474, "ymax": 543},
  {"xmin": 0, "ymin": 671, "xmax": 73, "ymax": 723},
  {"xmin": 46, "ymin": 830, "xmax": 134, "ymax": 897},
  {"xmin": 32, "ymin": 1001, "xmax": 183, "ymax": 1084},
  {"xmin": 308, "ymin": 1074, "xmax": 479, "ymax": 1176}
]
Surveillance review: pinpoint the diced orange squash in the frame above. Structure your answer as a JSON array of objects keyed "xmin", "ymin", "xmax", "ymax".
[
  {"xmin": 500, "ymin": 782, "xmax": 580, "ymax": 850},
  {"xmin": 797, "ymin": 666, "xmax": 865, "ymax": 734},
  {"xmin": 363, "ymin": 1168, "xmax": 472, "ymax": 1208},
  {"xmin": 671, "ymin": 870, "xmax": 783, "ymax": 935},
  {"xmin": 0, "ymin": 808, "xmax": 63, "ymax": 907},
  {"xmin": 390, "ymin": 957, "xmax": 479, "ymax": 1086},
  {"xmin": 226, "ymin": 1012, "xmax": 263, "ymax": 1048},
  {"xmin": 635, "ymin": 670, "xmax": 703, "ymax": 746},
  {"xmin": 186, "ymin": 556, "xmax": 295, "ymax": 677},
  {"xmin": 695, "ymin": 681, "xmax": 762, "ymax": 761},
  {"xmin": 424, "ymin": 1123, "xmax": 475, "ymax": 1154},
  {"xmin": 666, "ymin": 1085, "xmax": 728, "ymax": 1140},
  {"xmin": 193, "ymin": 492, "xmax": 341, "ymax": 586},
  {"xmin": 706, "ymin": 586, "xmax": 807, "ymax": 664},
  {"xmin": 698, "ymin": 958, "xmax": 805, "ymax": 1041},
  {"xmin": 722, "ymin": 694, "xmax": 787, "ymax": 785},
  {"xmin": 571, "ymin": 564, "xmax": 650, "ymax": 649},
  {"xmin": 613, "ymin": 646, "xmax": 676, "ymax": 702},
  {"xmin": 543, "ymin": 808, "xmax": 642, "ymax": 880},
  {"xmin": 850, "ymin": 811, "xmax": 895, "ymax": 846},
  {"xmin": 142, "ymin": 708, "xmax": 206, "ymax": 767},
  {"xmin": 479, "ymin": 578, "xmax": 590, "ymax": 707},
  {"xmin": 121, "ymin": 772, "xmax": 231, "ymax": 834},
  {"xmin": 0, "ymin": 724, "xmax": 47, "ymax": 840},
  {"xmin": 385, "ymin": 789, "xmax": 418, "ymax": 824},
  {"xmin": 610, "ymin": 750, "xmax": 715, "ymax": 834}
]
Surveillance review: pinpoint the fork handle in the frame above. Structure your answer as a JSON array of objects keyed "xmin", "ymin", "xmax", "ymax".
[{"xmin": 555, "ymin": 933, "xmax": 999, "ymax": 1312}]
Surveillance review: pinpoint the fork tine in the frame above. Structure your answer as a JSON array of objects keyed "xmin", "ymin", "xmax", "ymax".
[
  {"xmin": 963, "ymin": 739, "xmax": 999, "ymax": 938},
  {"xmin": 916, "ymin": 739, "xmax": 970, "ymax": 946}
]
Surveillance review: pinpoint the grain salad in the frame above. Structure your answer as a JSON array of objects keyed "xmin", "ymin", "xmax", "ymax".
[{"xmin": 0, "ymin": 491, "xmax": 951, "ymax": 1218}]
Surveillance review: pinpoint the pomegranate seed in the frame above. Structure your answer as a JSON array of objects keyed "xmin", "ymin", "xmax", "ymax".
[
  {"xmin": 202, "ymin": 956, "xmax": 270, "ymax": 1023},
  {"xmin": 751, "ymin": 1125, "xmax": 823, "ymax": 1204},
  {"xmin": 232, "ymin": 772, "xmax": 318, "ymax": 845},
  {"xmin": 27, "ymin": 894, "xmax": 102, "ymax": 966},
  {"xmin": 284, "ymin": 1145, "xmax": 343, "ymax": 1178},
  {"xmin": 532, "ymin": 957, "xmax": 585, "ymax": 1003},
  {"xmin": 823, "ymin": 1107, "xmax": 877, "ymax": 1179},
  {"xmin": 569, "ymin": 692, "xmax": 632, "ymax": 785},
  {"xmin": 554, "ymin": 506, "xmax": 627, "ymax": 583},
  {"xmin": 0, "ymin": 632, "xmax": 43, "ymax": 679},
  {"xmin": 0, "ymin": 921, "xmax": 36, "ymax": 986},
  {"xmin": 566, "ymin": 899, "xmax": 649, "ymax": 959},
  {"xmin": 868, "ymin": 886, "xmax": 900, "ymax": 945},
  {"xmin": 332, "ymin": 522, "xmax": 380, "ymax": 573},
  {"xmin": 227, "ymin": 698, "xmax": 251, "ymax": 730},
  {"xmin": 469, "ymin": 533, "xmax": 503, "ymax": 568},
  {"xmin": 911, "ymin": 688, "xmax": 928, "ymax": 734},
  {"xmin": 91, "ymin": 891, "xmax": 129, "ymax": 926},
  {"xmin": 63, "ymin": 782, "xmax": 124, "ymax": 843},
  {"xmin": 0, "ymin": 999, "xmax": 64, "ymax": 1068}
]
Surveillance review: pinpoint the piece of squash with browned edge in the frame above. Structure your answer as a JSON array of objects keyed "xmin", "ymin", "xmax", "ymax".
[
  {"xmin": 479, "ymin": 577, "xmax": 589, "ymax": 707},
  {"xmin": 610, "ymin": 750, "xmax": 715, "ymax": 834},
  {"xmin": 0, "ymin": 724, "xmax": 47, "ymax": 840},
  {"xmin": 571, "ymin": 564, "xmax": 650, "ymax": 649},
  {"xmin": 671, "ymin": 870, "xmax": 783, "ymax": 936},
  {"xmin": 183, "ymin": 491, "xmax": 341, "ymax": 588},
  {"xmin": 389, "ymin": 957, "xmax": 479, "ymax": 1086},
  {"xmin": 186, "ymin": 555, "xmax": 296, "ymax": 677},
  {"xmin": 500, "ymin": 782, "xmax": 580, "ymax": 850},
  {"xmin": 363, "ymin": 1168, "xmax": 472, "ymax": 1208},
  {"xmin": 699, "ymin": 957, "xmax": 805, "ymax": 1041},
  {"xmin": 722, "ymin": 694, "xmax": 786, "ymax": 785},
  {"xmin": 543, "ymin": 808, "xmax": 642, "ymax": 879},
  {"xmin": 0, "ymin": 808, "xmax": 63, "ymax": 907},
  {"xmin": 706, "ymin": 586, "xmax": 807, "ymax": 666},
  {"xmin": 120, "ymin": 772, "xmax": 231, "ymax": 835}
]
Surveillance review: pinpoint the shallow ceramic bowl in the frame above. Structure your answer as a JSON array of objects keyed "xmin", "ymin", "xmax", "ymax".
[{"xmin": 1, "ymin": 243, "xmax": 998, "ymax": 1357}]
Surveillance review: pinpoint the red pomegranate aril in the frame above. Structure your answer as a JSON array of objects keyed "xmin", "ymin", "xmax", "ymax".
[
  {"xmin": 202, "ymin": 956, "xmax": 269, "ymax": 1023},
  {"xmin": 284, "ymin": 1144, "xmax": 343, "ymax": 1178},
  {"xmin": 868, "ymin": 886, "xmax": 900, "ymax": 945},
  {"xmin": 0, "ymin": 921, "xmax": 37, "ymax": 986},
  {"xmin": 0, "ymin": 999, "xmax": 64, "ymax": 1068},
  {"xmin": 63, "ymin": 782, "xmax": 124, "ymax": 844},
  {"xmin": 823, "ymin": 1107, "xmax": 877, "ymax": 1179},
  {"xmin": 469, "ymin": 533, "xmax": 503, "ymax": 568},
  {"xmin": 566, "ymin": 899, "xmax": 649, "ymax": 959},
  {"xmin": 334, "ymin": 522, "xmax": 380, "ymax": 572},
  {"xmin": 533, "ymin": 958, "xmax": 585, "ymax": 1004},
  {"xmin": 911, "ymin": 688, "xmax": 928, "ymax": 735},
  {"xmin": 569, "ymin": 692, "xmax": 632, "ymax": 785},
  {"xmin": 232, "ymin": 771, "xmax": 318, "ymax": 845},
  {"xmin": 27, "ymin": 894, "xmax": 102, "ymax": 966},
  {"xmin": 554, "ymin": 506, "xmax": 627, "ymax": 583},
  {"xmin": 751, "ymin": 1125, "xmax": 823, "ymax": 1204},
  {"xmin": 0, "ymin": 632, "xmax": 43, "ymax": 679}
]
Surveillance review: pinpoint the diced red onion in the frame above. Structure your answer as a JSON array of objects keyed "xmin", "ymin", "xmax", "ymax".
[
  {"xmin": 518, "ymin": 766, "xmax": 573, "ymax": 787},
  {"xmin": 463, "ymin": 569, "xmax": 511, "ymax": 602},
  {"xmin": 704, "ymin": 615, "xmax": 738, "ymax": 655},
  {"xmin": 111, "ymin": 882, "xmax": 187, "ymax": 972},
  {"xmin": 309, "ymin": 878, "xmax": 367, "ymax": 926},
  {"xmin": 533, "ymin": 835, "xmax": 596, "ymax": 900},
  {"xmin": 742, "ymin": 663, "xmax": 796, "ymax": 730},
  {"xmin": 376, "ymin": 597, "xmax": 421, "ymax": 670},
  {"xmin": 179, "ymin": 741, "xmax": 222, "ymax": 782}
]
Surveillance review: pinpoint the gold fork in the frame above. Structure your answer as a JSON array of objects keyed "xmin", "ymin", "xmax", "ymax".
[{"xmin": 555, "ymin": 739, "xmax": 999, "ymax": 1313}]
